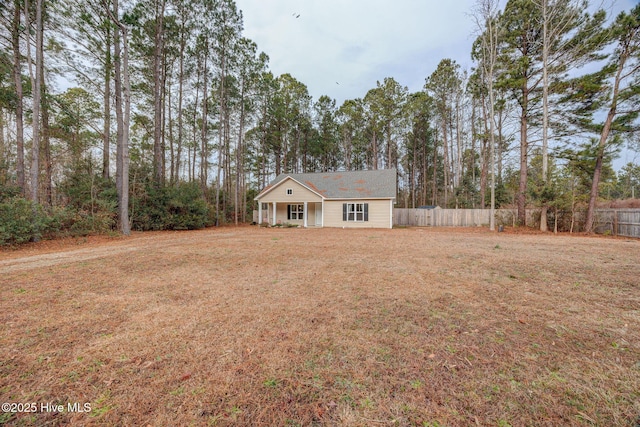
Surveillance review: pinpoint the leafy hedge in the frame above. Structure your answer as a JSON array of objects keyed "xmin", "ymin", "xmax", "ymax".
[
  {"xmin": 131, "ymin": 182, "xmax": 211, "ymax": 231},
  {"xmin": 57, "ymin": 168, "xmax": 118, "ymax": 235},
  {"xmin": 0, "ymin": 179, "xmax": 212, "ymax": 246},
  {"xmin": 0, "ymin": 197, "xmax": 50, "ymax": 246}
]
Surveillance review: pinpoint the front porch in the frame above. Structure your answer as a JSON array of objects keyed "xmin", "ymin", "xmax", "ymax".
[{"xmin": 258, "ymin": 201, "xmax": 323, "ymax": 228}]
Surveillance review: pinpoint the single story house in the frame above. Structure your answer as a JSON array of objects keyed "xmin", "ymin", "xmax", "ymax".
[{"xmin": 254, "ymin": 169, "xmax": 397, "ymax": 228}]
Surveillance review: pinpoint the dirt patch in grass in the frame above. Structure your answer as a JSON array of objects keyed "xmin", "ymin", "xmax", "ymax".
[{"xmin": 1, "ymin": 227, "xmax": 638, "ymax": 426}]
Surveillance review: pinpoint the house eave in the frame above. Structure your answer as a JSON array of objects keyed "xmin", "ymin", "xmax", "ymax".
[{"xmin": 254, "ymin": 175, "xmax": 326, "ymax": 201}]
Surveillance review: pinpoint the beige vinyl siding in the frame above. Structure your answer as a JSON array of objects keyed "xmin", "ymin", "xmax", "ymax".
[
  {"xmin": 323, "ymin": 199, "xmax": 392, "ymax": 229},
  {"xmin": 258, "ymin": 178, "xmax": 322, "ymax": 203}
]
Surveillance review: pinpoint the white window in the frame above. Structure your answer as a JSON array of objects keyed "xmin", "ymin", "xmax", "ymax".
[
  {"xmin": 286, "ymin": 188, "xmax": 293, "ymax": 195},
  {"xmin": 343, "ymin": 203, "xmax": 368, "ymax": 222},
  {"xmin": 288, "ymin": 204, "xmax": 304, "ymax": 220}
]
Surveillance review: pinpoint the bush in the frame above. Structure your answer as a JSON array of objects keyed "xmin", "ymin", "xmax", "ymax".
[
  {"xmin": 52, "ymin": 208, "xmax": 117, "ymax": 238},
  {"xmin": 0, "ymin": 177, "xmax": 211, "ymax": 246},
  {"xmin": 131, "ymin": 182, "xmax": 211, "ymax": 231},
  {"xmin": 0, "ymin": 184, "xmax": 22, "ymax": 201},
  {"xmin": 164, "ymin": 183, "xmax": 210, "ymax": 230},
  {"xmin": 57, "ymin": 168, "xmax": 118, "ymax": 235},
  {"xmin": 0, "ymin": 197, "xmax": 50, "ymax": 246}
]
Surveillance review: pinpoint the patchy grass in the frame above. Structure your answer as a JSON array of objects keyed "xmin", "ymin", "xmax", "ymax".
[{"xmin": 0, "ymin": 226, "xmax": 638, "ymax": 426}]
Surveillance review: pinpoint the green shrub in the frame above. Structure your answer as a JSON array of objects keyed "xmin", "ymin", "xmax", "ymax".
[
  {"xmin": 0, "ymin": 177, "xmax": 211, "ymax": 245},
  {"xmin": 57, "ymin": 168, "xmax": 118, "ymax": 235},
  {"xmin": 131, "ymin": 182, "xmax": 211, "ymax": 231},
  {"xmin": 164, "ymin": 183, "xmax": 210, "ymax": 230},
  {"xmin": 130, "ymin": 184, "xmax": 168, "ymax": 231},
  {"xmin": 0, "ymin": 197, "xmax": 50, "ymax": 246},
  {"xmin": 0, "ymin": 184, "xmax": 22, "ymax": 201}
]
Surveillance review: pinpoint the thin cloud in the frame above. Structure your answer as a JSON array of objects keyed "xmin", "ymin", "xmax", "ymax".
[
  {"xmin": 236, "ymin": 0, "xmax": 638, "ymax": 106},
  {"xmin": 237, "ymin": 0, "xmax": 477, "ymax": 103}
]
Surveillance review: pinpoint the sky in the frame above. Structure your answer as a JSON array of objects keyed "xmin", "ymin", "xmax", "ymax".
[
  {"xmin": 234, "ymin": 0, "xmax": 639, "ymax": 169},
  {"xmin": 234, "ymin": 0, "xmax": 637, "ymax": 104},
  {"xmin": 234, "ymin": 0, "xmax": 480, "ymax": 105}
]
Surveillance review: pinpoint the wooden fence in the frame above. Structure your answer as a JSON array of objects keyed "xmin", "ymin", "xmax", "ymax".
[
  {"xmin": 393, "ymin": 208, "xmax": 640, "ymax": 237},
  {"xmin": 594, "ymin": 209, "xmax": 640, "ymax": 238},
  {"xmin": 394, "ymin": 208, "xmax": 533, "ymax": 227},
  {"xmin": 393, "ymin": 208, "xmax": 498, "ymax": 227}
]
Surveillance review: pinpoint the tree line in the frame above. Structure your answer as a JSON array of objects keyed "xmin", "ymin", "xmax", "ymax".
[{"xmin": 0, "ymin": 0, "xmax": 638, "ymax": 243}]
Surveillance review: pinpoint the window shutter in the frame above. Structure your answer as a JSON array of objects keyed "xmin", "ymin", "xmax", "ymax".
[
  {"xmin": 343, "ymin": 203, "xmax": 347, "ymax": 221},
  {"xmin": 364, "ymin": 203, "xmax": 369, "ymax": 221},
  {"xmin": 287, "ymin": 204, "xmax": 291, "ymax": 220}
]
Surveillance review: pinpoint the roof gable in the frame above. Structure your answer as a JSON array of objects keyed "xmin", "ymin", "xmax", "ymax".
[
  {"xmin": 256, "ymin": 169, "xmax": 396, "ymax": 200},
  {"xmin": 256, "ymin": 175, "xmax": 325, "ymax": 200}
]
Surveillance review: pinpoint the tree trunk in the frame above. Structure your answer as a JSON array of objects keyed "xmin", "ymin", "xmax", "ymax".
[
  {"xmin": 411, "ymin": 139, "xmax": 416, "ymax": 208},
  {"xmin": 584, "ymin": 19, "xmax": 631, "ymax": 233},
  {"xmin": 190, "ymin": 65, "xmax": 201, "ymax": 183},
  {"xmin": 0, "ymin": 112, "xmax": 5, "ymax": 185},
  {"xmin": 455, "ymin": 95, "xmax": 463, "ymax": 190},
  {"xmin": 41, "ymin": 76, "xmax": 52, "ymax": 206},
  {"xmin": 215, "ymin": 47, "xmax": 226, "ymax": 225},
  {"xmin": 12, "ymin": 0, "xmax": 26, "ymax": 194},
  {"xmin": 113, "ymin": 0, "xmax": 124, "ymax": 226},
  {"xmin": 497, "ymin": 106, "xmax": 504, "ymax": 183},
  {"xmin": 111, "ymin": 0, "xmax": 130, "ymax": 235},
  {"xmin": 371, "ymin": 130, "xmax": 378, "ymax": 170},
  {"xmin": 471, "ymin": 98, "xmax": 477, "ymax": 206},
  {"xmin": 479, "ymin": 92, "xmax": 488, "ymax": 208},
  {"xmin": 517, "ymin": 84, "xmax": 529, "ymax": 226},
  {"xmin": 386, "ymin": 125, "xmax": 392, "ymax": 170},
  {"xmin": 153, "ymin": 0, "xmax": 166, "ymax": 186},
  {"xmin": 422, "ymin": 134, "xmax": 427, "ymax": 206},
  {"xmin": 103, "ymin": 20, "xmax": 111, "ymax": 180},
  {"xmin": 176, "ymin": 17, "xmax": 186, "ymax": 184},
  {"xmin": 584, "ymin": 106, "xmax": 617, "ymax": 232},
  {"xmin": 167, "ymin": 71, "xmax": 175, "ymax": 185},
  {"xmin": 442, "ymin": 118, "xmax": 449, "ymax": 207},
  {"xmin": 432, "ymin": 133, "xmax": 438, "ymax": 205},
  {"xmin": 540, "ymin": 0, "xmax": 549, "ymax": 232},
  {"xmin": 120, "ymin": 28, "xmax": 131, "ymax": 235},
  {"xmin": 36, "ymin": 14, "xmax": 52, "ymax": 206},
  {"xmin": 200, "ymin": 50, "xmax": 209, "ymax": 194},
  {"xmin": 160, "ymin": 50, "xmax": 167, "ymax": 181},
  {"xmin": 223, "ymin": 105, "xmax": 231, "ymax": 215},
  {"xmin": 488, "ymin": 74, "xmax": 496, "ymax": 232},
  {"xmin": 235, "ymin": 81, "xmax": 246, "ymax": 226},
  {"xmin": 29, "ymin": 0, "xmax": 43, "ymax": 204}
]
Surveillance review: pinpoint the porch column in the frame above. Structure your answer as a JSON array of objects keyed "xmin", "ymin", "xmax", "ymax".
[
  {"xmin": 272, "ymin": 202, "xmax": 277, "ymax": 226},
  {"xmin": 258, "ymin": 202, "xmax": 262, "ymax": 225},
  {"xmin": 303, "ymin": 201, "xmax": 308, "ymax": 228},
  {"xmin": 390, "ymin": 199, "xmax": 393, "ymax": 229}
]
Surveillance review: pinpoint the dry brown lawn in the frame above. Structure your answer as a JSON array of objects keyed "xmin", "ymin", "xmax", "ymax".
[{"xmin": 0, "ymin": 226, "xmax": 638, "ymax": 426}]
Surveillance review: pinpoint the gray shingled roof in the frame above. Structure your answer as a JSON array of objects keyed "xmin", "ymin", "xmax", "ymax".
[{"xmin": 260, "ymin": 169, "xmax": 397, "ymax": 199}]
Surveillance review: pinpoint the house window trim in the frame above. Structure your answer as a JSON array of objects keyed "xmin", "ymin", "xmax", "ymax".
[
  {"xmin": 342, "ymin": 203, "xmax": 369, "ymax": 222},
  {"xmin": 287, "ymin": 204, "xmax": 304, "ymax": 220},
  {"xmin": 286, "ymin": 188, "xmax": 293, "ymax": 195}
]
